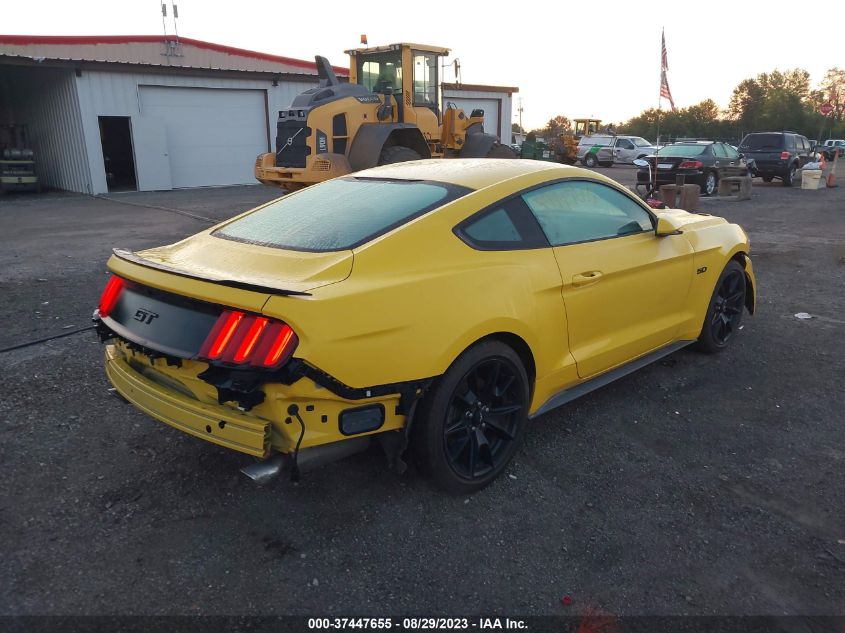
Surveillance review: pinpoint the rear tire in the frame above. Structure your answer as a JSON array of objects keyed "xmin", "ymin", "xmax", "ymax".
[
  {"xmin": 378, "ymin": 146, "xmax": 422, "ymax": 165},
  {"xmin": 413, "ymin": 341, "xmax": 529, "ymax": 494},
  {"xmin": 696, "ymin": 260, "xmax": 746, "ymax": 354},
  {"xmin": 762, "ymin": 176, "xmax": 773, "ymax": 182},
  {"xmin": 782, "ymin": 163, "xmax": 797, "ymax": 186},
  {"xmin": 702, "ymin": 170, "xmax": 718, "ymax": 196},
  {"xmin": 583, "ymin": 153, "xmax": 598, "ymax": 168},
  {"xmin": 485, "ymin": 143, "xmax": 517, "ymax": 158}
]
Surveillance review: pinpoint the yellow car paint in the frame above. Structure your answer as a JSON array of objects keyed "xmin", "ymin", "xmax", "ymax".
[{"xmin": 102, "ymin": 160, "xmax": 756, "ymax": 461}]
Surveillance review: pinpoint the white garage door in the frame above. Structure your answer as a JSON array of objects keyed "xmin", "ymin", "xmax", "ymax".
[
  {"xmin": 445, "ymin": 98, "xmax": 500, "ymax": 137},
  {"xmin": 138, "ymin": 86, "xmax": 267, "ymax": 188}
]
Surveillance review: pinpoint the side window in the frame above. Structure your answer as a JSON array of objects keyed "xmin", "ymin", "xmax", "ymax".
[
  {"xmin": 713, "ymin": 143, "xmax": 728, "ymax": 158},
  {"xmin": 522, "ymin": 180, "xmax": 653, "ymax": 247},
  {"xmin": 412, "ymin": 52, "xmax": 437, "ymax": 105},
  {"xmin": 724, "ymin": 144, "xmax": 739, "ymax": 159},
  {"xmin": 457, "ymin": 197, "xmax": 547, "ymax": 250},
  {"xmin": 617, "ymin": 138, "xmax": 634, "ymax": 150},
  {"xmin": 797, "ymin": 137, "xmax": 807, "ymax": 152}
]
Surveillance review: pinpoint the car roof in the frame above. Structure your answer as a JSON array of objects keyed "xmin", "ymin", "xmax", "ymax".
[{"xmin": 352, "ymin": 158, "xmax": 600, "ymax": 190}]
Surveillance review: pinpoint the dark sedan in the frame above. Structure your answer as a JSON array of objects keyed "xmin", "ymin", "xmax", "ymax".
[{"xmin": 636, "ymin": 141, "xmax": 749, "ymax": 197}]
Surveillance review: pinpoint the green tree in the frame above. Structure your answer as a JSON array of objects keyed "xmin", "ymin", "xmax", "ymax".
[{"xmin": 545, "ymin": 115, "xmax": 572, "ymax": 138}]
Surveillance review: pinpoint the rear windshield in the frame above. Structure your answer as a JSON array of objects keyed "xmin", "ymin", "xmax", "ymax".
[
  {"xmin": 214, "ymin": 177, "xmax": 471, "ymax": 252},
  {"xmin": 658, "ymin": 144, "xmax": 708, "ymax": 157},
  {"xmin": 740, "ymin": 134, "xmax": 783, "ymax": 150}
]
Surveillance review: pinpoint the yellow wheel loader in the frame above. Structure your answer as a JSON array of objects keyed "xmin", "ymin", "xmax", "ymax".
[{"xmin": 255, "ymin": 43, "xmax": 513, "ymax": 192}]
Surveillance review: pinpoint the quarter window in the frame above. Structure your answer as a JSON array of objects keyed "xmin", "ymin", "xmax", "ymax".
[
  {"xmin": 713, "ymin": 143, "xmax": 728, "ymax": 158},
  {"xmin": 457, "ymin": 197, "xmax": 548, "ymax": 250},
  {"xmin": 521, "ymin": 180, "xmax": 653, "ymax": 247}
]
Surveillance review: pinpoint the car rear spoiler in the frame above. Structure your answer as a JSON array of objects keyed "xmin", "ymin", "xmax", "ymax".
[{"xmin": 112, "ymin": 248, "xmax": 312, "ymax": 297}]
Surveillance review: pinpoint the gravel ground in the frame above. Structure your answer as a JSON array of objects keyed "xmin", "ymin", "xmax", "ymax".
[{"xmin": 1, "ymin": 171, "xmax": 844, "ymax": 617}]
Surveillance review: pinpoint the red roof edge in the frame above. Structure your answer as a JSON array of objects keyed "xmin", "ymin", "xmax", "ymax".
[{"xmin": 0, "ymin": 34, "xmax": 349, "ymax": 76}]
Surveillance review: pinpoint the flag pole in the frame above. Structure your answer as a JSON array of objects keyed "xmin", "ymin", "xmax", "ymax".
[{"xmin": 654, "ymin": 30, "xmax": 663, "ymax": 196}]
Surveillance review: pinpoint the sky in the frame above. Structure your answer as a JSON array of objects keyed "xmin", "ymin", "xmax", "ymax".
[{"xmin": 4, "ymin": 0, "xmax": 843, "ymax": 131}]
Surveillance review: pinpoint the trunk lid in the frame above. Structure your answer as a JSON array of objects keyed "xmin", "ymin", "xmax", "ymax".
[
  {"xmin": 134, "ymin": 231, "xmax": 353, "ymax": 295},
  {"xmin": 101, "ymin": 232, "xmax": 351, "ymax": 360}
]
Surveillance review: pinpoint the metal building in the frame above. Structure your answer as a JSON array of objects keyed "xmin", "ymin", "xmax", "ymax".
[
  {"xmin": 0, "ymin": 35, "xmax": 348, "ymax": 194},
  {"xmin": 442, "ymin": 83, "xmax": 518, "ymax": 146}
]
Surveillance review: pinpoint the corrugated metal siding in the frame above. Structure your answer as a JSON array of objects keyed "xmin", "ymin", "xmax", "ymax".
[
  {"xmin": 1, "ymin": 66, "xmax": 90, "ymax": 192},
  {"xmin": 74, "ymin": 69, "xmax": 316, "ymax": 193}
]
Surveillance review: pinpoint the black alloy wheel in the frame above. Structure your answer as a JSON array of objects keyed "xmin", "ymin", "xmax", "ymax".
[
  {"xmin": 696, "ymin": 260, "xmax": 746, "ymax": 353},
  {"xmin": 444, "ymin": 358, "xmax": 525, "ymax": 481},
  {"xmin": 414, "ymin": 341, "xmax": 529, "ymax": 493}
]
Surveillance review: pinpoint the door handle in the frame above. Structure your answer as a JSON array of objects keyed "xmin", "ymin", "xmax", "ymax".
[{"xmin": 572, "ymin": 271, "xmax": 603, "ymax": 287}]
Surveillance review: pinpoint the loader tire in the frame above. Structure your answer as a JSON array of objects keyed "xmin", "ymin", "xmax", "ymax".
[
  {"xmin": 379, "ymin": 146, "xmax": 422, "ymax": 165},
  {"xmin": 485, "ymin": 143, "xmax": 517, "ymax": 159}
]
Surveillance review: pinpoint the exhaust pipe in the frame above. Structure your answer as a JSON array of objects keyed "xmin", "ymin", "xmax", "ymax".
[
  {"xmin": 240, "ymin": 453, "xmax": 287, "ymax": 485},
  {"xmin": 240, "ymin": 437, "xmax": 371, "ymax": 485}
]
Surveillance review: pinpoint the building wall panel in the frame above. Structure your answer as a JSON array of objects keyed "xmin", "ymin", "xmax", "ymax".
[
  {"xmin": 443, "ymin": 88, "xmax": 513, "ymax": 144},
  {"xmin": 74, "ymin": 69, "xmax": 316, "ymax": 193}
]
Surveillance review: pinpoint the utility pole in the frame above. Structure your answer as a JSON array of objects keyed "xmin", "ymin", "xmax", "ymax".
[{"xmin": 517, "ymin": 97, "xmax": 523, "ymax": 133}]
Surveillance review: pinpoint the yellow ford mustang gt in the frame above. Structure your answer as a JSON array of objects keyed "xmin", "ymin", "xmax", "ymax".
[{"xmin": 96, "ymin": 159, "xmax": 755, "ymax": 493}]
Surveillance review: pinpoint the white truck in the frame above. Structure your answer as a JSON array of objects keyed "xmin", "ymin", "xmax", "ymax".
[
  {"xmin": 576, "ymin": 134, "xmax": 657, "ymax": 168},
  {"xmin": 819, "ymin": 139, "xmax": 845, "ymax": 160}
]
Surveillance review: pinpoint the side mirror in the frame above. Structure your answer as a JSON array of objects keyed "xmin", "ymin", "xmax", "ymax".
[
  {"xmin": 633, "ymin": 158, "xmax": 649, "ymax": 168},
  {"xmin": 738, "ymin": 152, "xmax": 745, "ymax": 159},
  {"xmin": 655, "ymin": 216, "xmax": 683, "ymax": 236}
]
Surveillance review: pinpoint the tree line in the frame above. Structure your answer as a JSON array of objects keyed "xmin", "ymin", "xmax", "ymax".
[{"xmin": 521, "ymin": 67, "xmax": 845, "ymax": 144}]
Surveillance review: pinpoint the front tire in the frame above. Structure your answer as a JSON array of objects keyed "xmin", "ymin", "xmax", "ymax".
[
  {"xmin": 378, "ymin": 145, "xmax": 422, "ymax": 165},
  {"xmin": 762, "ymin": 175, "xmax": 773, "ymax": 182},
  {"xmin": 413, "ymin": 341, "xmax": 529, "ymax": 494},
  {"xmin": 696, "ymin": 260, "xmax": 746, "ymax": 353}
]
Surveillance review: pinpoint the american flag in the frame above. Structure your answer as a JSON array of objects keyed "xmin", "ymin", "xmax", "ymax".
[{"xmin": 660, "ymin": 29, "xmax": 676, "ymax": 112}]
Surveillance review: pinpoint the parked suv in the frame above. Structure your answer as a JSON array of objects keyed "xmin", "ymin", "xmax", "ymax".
[
  {"xmin": 738, "ymin": 132, "xmax": 815, "ymax": 186},
  {"xmin": 577, "ymin": 134, "xmax": 657, "ymax": 167}
]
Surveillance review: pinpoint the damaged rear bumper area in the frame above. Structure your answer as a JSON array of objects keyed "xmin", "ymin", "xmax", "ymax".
[
  {"xmin": 100, "ymin": 335, "xmax": 429, "ymax": 480},
  {"xmin": 105, "ymin": 344, "xmax": 271, "ymax": 457}
]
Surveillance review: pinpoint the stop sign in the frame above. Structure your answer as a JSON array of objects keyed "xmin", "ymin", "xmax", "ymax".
[{"xmin": 820, "ymin": 102, "xmax": 834, "ymax": 115}]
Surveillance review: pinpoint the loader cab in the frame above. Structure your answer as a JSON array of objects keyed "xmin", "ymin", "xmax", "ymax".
[
  {"xmin": 573, "ymin": 118, "xmax": 603, "ymax": 139},
  {"xmin": 347, "ymin": 43, "xmax": 449, "ymax": 122}
]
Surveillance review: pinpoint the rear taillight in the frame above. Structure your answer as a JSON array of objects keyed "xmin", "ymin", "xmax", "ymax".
[
  {"xmin": 678, "ymin": 160, "xmax": 704, "ymax": 169},
  {"xmin": 98, "ymin": 275, "xmax": 125, "ymax": 318},
  {"xmin": 198, "ymin": 310, "xmax": 298, "ymax": 369},
  {"xmin": 780, "ymin": 151, "xmax": 791, "ymax": 160}
]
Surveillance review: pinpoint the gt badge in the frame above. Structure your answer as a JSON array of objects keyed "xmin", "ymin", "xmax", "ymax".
[{"xmin": 134, "ymin": 308, "xmax": 159, "ymax": 325}]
